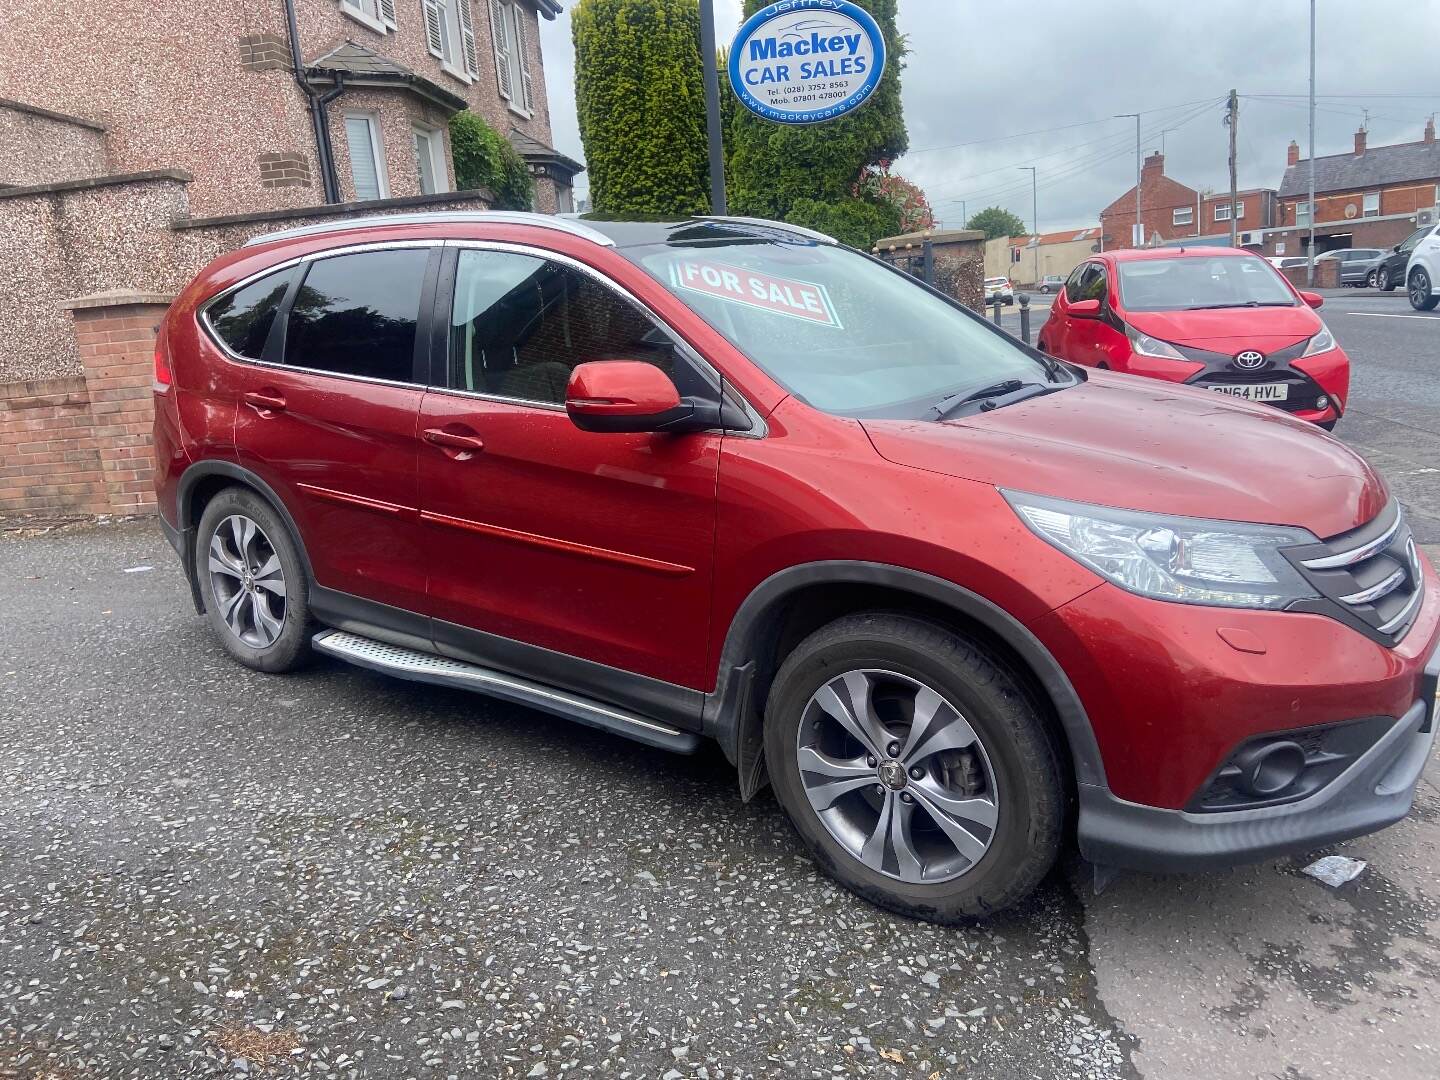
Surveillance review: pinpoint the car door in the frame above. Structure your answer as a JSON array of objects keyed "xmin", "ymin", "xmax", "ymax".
[
  {"xmin": 1039, "ymin": 263, "xmax": 1088, "ymax": 357},
  {"xmin": 416, "ymin": 244, "xmax": 722, "ymax": 692},
  {"xmin": 1062, "ymin": 262, "xmax": 1115, "ymax": 368},
  {"xmin": 228, "ymin": 243, "xmax": 437, "ymax": 616}
]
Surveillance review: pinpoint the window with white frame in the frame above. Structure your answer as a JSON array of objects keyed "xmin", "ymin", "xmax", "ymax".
[
  {"xmin": 343, "ymin": 112, "xmax": 389, "ymax": 201},
  {"xmin": 1214, "ymin": 203, "xmax": 1231, "ymax": 222},
  {"xmin": 1172, "ymin": 206, "xmax": 1193, "ymax": 226},
  {"xmin": 341, "ymin": 0, "xmax": 397, "ymax": 32},
  {"xmin": 412, "ymin": 125, "xmax": 449, "ymax": 195},
  {"xmin": 1235, "ymin": 200, "xmax": 1244, "ymax": 219},
  {"xmin": 1296, "ymin": 202, "xmax": 1311, "ymax": 225},
  {"xmin": 1362, "ymin": 191, "xmax": 1380, "ymax": 217},
  {"xmin": 423, "ymin": 0, "xmax": 480, "ymax": 82},
  {"xmin": 489, "ymin": 0, "xmax": 535, "ymax": 115}
]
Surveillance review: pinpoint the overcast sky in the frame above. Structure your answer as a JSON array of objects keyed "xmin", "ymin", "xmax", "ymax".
[{"xmin": 539, "ymin": 1, "xmax": 1440, "ymax": 233}]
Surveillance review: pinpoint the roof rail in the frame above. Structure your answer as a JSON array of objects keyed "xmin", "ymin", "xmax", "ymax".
[
  {"xmin": 242, "ymin": 211, "xmax": 616, "ymax": 249},
  {"xmin": 696, "ymin": 216, "xmax": 839, "ymax": 245}
]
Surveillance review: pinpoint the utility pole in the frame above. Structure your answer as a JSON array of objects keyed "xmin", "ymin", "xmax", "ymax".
[
  {"xmin": 699, "ymin": 0, "xmax": 727, "ymax": 214},
  {"xmin": 1116, "ymin": 113, "xmax": 1141, "ymax": 247},
  {"xmin": 1307, "ymin": 0, "xmax": 1317, "ymax": 285},
  {"xmin": 1227, "ymin": 89, "xmax": 1238, "ymax": 248},
  {"xmin": 1018, "ymin": 166, "xmax": 1037, "ymax": 283}
]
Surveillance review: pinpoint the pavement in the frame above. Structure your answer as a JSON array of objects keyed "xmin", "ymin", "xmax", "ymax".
[{"xmin": 2, "ymin": 297, "xmax": 1438, "ymax": 1079}]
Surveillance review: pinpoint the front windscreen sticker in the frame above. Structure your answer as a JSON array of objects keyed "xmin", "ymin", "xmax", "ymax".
[{"xmin": 668, "ymin": 259, "xmax": 843, "ymax": 328}]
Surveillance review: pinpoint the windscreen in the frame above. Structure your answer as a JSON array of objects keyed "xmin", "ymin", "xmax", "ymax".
[
  {"xmin": 626, "ymin": 240, "xmax": 1055, "ymax": 419},
  {"xmin": 1116, "ymin": 255, "xmax": 1298, "ymax": 312}
]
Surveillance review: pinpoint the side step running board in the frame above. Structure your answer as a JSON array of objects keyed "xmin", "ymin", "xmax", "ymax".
[{"xmin": 312, "ymin": 629, "xmax": 702, "ymax": 755}]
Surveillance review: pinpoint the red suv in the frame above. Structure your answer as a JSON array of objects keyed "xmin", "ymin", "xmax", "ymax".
[
  {"xmin": 1038, "ymin": 247, "xmax": 1350, "ymax": 429},
  {"xmin": 154, "ymin": 213, "xmax": 1439, "ymax": 922}
]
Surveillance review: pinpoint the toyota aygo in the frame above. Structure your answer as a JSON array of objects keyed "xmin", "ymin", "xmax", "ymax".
[
  {"xmin": 1038, "ymin": 247, "xmax": 1350, "ymax": 429},
  {"xmin": 154, "ymin": 213, "xmax": 1439, "ymax": 922}
]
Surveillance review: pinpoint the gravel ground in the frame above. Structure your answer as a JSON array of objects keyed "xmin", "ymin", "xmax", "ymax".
[{"xmin": 1, "ymin": 522, "xmax": 1135, "ymax": 1079}]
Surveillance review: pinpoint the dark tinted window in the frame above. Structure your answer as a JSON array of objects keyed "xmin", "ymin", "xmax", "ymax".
[
  {"xmin": 207, "ymin": 268, "xmax": 295, "ymax": 359},
  {"xmin": 285, "ymin": 249, "xmax": 428, "ymax": 381},
  {"xmin": 1063, "ymin": 263, "xmax": 1089, "ymax": 302},
  {"xmin": 449, "ymin": 250, "xmax": 678, "ymax": 405},
  {"xmin": 1080, "ymin": 264, "xmax": 1108, "ymax": 303}
]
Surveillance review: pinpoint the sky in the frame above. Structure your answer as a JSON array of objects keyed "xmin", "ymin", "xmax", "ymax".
[{"xmin": 538, "ymin": 1, "xmax": 1440, "ymax": 233}]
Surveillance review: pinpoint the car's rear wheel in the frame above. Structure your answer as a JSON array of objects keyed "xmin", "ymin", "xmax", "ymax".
[
  {"xmin": 1378, "ymin": 266, "xmax": 1396, "ymax": 292},
  {"xmin": 764, "ymin": 614, "xmax": 1066, "ymax": 923},
  {"xmin": 1366, "ymin": 269, "xmax": 1378, "ymax": 288},
  {"xmin": 1409, "ymin": 268, "xmax": 1438, "ymax": 311},
  {"xmin": 196, "ymin": 487, "xmax": 312, "ymax": 673}
]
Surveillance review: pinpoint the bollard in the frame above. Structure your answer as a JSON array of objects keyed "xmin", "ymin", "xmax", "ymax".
[
  {"xmin": 1018, "ymin": 293, "xmax": 1031, "ymax": 344},
  {"xmin": 991, "ymin": 297, "xmax": 1002, "ymax": 324}
]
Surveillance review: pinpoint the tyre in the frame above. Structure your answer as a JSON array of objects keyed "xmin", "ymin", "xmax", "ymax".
[
  {"xmin": 1409, "ymin": 268, "xmax": 1438, "ymax": 311},
  {"xmin": 1366, "ymin": 270, "xmax": 1378, "ymax": 288},
  {"xmin": 763, "ymin": 613, "xmax": 1066, "ymax": 923},
  {"xmin": 195, "ymin": 487, "xmax": 312, "ymax": 673},
  {"xmin": 1378, "ymin": 266, "xmax": 1396, "ymax": 292}
]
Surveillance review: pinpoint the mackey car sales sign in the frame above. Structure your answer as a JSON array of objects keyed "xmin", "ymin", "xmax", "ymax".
[{"xmin": 728, "ymin": 1, "xmax": 887, "ymax": 126}]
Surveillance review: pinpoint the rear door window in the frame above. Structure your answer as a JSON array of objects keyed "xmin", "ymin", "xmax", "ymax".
[
  {"xmin": 205, "ymin": 268, "xmax": 297, "ymax": 360},
  {"xmin": 284, "ymin": 248, "xmax": 430, "ymax": 382}
]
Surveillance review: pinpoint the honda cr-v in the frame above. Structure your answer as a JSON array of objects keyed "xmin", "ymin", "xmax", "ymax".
[{"xmin": 154, "ymin": 213, "xmax": 1439, "ymax": 922}]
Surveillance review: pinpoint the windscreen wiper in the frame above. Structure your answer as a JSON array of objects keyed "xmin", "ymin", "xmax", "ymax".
[
  {"xmin": 930, "ymin": 379, "xmax": 1038, "ymax": 420},
  {"xmin": 1185, "ymin": 300, "xmax": 1295, "ymax": 310}
]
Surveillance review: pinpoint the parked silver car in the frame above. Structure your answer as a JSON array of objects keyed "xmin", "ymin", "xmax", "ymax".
[{"xmin": 1316, "ymin": 248, "xmax": 1386, "ymax": 287}]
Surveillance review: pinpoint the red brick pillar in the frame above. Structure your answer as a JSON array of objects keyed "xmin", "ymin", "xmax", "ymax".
[{"xmin": 61, "ymin": 291, "xmax": 174, "ymax": 515}]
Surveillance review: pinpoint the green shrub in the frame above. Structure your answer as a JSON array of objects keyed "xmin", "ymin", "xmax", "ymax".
[
  {"xmin": 573, "ymin": 0, "xmax": 709, "ymax": 215},
  {"xmin": 449, "ymin": 110, "xmax": 534, "ymax": 211}
]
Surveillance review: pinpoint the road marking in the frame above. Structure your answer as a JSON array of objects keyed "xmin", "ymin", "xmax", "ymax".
[{"xmin": 1340, "ymin": 311, "xmax": 1440, "ymax": 320}]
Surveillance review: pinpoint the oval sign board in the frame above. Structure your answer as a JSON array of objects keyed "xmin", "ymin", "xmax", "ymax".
[{"xmin": 728, "ymin": 1, "xmax": 887, "ymax": 126}]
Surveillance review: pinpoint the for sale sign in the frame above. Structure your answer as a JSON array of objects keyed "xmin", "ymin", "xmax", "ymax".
[
  {"xmin": 668, "ymin": 259, "xmax": 842, "ymax": 328},
  {"xmin": 728, "ymin": 1, "xmax": 887, "ymax": 126}
]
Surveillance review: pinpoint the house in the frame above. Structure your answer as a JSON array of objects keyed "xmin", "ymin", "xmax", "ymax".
[
  {"xmin": 984, "ymin": 228, "xmax": 1102, "ymax": 286},
  {"xmin": 1097, "ymin": 152, "xmax": 1276, "ymax": 250},
  {"xmin": 0, "ymin": 0, "xmax": 578, "ymax": 215},
  {"xmin": 0, "ymin": 0, "xmax": 582, "ymax": 519},
  {"xmin": 1264, "ymin": 121, "xmax": 1440, "ymax": 258}
]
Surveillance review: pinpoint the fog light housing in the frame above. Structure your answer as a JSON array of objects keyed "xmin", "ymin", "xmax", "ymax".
[
  {"xmin": 1191, "ymin": 716, "xmax": 1393, "ymax": 812},
  {"xmin": 1316, "ymin": 394, "xmax": 1330, "ymax": 410}
]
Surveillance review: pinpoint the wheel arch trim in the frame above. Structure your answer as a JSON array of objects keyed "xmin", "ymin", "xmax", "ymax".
[{"xmin": 702, "ymin": 560, "xmax": 1110, "ymax": 796}]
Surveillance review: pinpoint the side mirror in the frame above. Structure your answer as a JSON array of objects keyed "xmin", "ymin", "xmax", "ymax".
[
  {"xmin": 1299, "ymin": 291, "xmax": 1324, "ymax": 309},
  {"xmin": 566, "ymin": 360, "xmax": 704, "ymax": 434},
  {"xmin": 1069, "ymin": 298, "xmax": 1101, "ymax": 318},
  {"xmin": 1394, "ymin": 244, "xmax": 1402, "ymax": 253}
]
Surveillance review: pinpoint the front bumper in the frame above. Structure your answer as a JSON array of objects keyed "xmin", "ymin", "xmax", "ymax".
[{"xmin": 1078, "ymin": 664, "xmax": 1437, "ymax": 871}]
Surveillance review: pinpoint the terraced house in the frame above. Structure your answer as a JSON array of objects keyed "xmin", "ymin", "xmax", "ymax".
[{"xmin": 0, "ymin": 0, "xmax": 581, "ymax": 518}]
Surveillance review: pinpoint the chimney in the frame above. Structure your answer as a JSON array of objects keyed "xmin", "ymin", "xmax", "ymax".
[
  {"xmin": 1142, "ymin": 151, "xmax": 1165, "ymax": 176},
  {"xmin": 1354, "ymin": 127, "xmax": 1367, "ymax": 155},
  {"xmin": 1426, "ymin": 117, "xmax": 1436, "ymax": 144},
  {"xmin": 1287, "ymin": 140, "xmax": 1300, "ymax": 166}
]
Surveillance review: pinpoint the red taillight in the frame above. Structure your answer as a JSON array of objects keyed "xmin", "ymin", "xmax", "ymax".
[{"xmin": 154, "ymin": 341, "xmax": 173, "ymax": 389}]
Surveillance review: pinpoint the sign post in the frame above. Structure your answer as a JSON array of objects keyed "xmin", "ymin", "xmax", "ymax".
[
  {"xmin": 699, "ymin": 0, "xmax": 727, "ymax": 214},
  {"xmin": 728, "ymin": 1, "xmax": 888, "ymax": 127}
]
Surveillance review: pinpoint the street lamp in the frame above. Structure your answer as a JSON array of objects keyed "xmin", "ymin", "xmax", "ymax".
[{"xmin": 1018, "ymin": 167, "xmax": 1037, "ymax": 285}]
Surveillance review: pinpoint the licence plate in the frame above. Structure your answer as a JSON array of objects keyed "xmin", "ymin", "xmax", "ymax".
[{"xmin": 1209, "ymin": 383, "xmax": 1289, "ymax": 402}]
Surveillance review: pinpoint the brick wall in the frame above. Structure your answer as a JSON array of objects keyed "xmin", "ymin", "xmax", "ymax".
[{"xmin": 0, "ymin": 294, "xmax": 166, "ymax": 517}]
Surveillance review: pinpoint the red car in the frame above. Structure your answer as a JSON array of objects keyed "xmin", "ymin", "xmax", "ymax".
[
  {"xmin": 154, "ymin": 213, "xmax": 1438, "ymax": 922},
  {"xmin": 1038, "ymin": 247, "xmax": 1350, "ymax": 429}
]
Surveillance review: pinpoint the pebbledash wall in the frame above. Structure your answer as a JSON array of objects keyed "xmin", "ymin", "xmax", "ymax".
[{"xmin": 0, "ymin": 176, "xmax": 495, "ymax": 517}]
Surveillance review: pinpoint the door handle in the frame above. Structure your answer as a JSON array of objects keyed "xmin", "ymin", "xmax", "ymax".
[
  {"xmin": 243, "ymin": 390, "xmax": 287, "ymax": 414},
  {"xmin": 423, "ymin": 427, "xmax": 486, "ymax": 457}
]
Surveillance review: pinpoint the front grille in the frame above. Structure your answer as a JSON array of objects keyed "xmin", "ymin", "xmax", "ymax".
[
  {"xmin": 1186, "ymin": 368, "xmax": 1329, "ymax": 414},
  {"xmin": 1284, "ymin": 503, "xmax": 1425, "ymax": 644}
]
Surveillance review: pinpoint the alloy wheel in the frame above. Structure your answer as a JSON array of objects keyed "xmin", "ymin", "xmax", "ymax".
[
  {"xmin": 207, "ymin": 514, "xmax": 287, "ymax": 648},
  {"xmin": 1411, "ymin": 270, "xmax": 1431, "ymax": 308},
  {"xmin": 796, "ymin": 669, "xmax": 1000, "ymax": 884},
  {"xmin": 1378, "ymin": 268, "xmax": 1391, "ymax": 290}
]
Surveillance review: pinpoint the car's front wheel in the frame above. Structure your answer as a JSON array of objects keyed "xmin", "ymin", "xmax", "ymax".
[
  {"xmin": 196, "ymin": 487, "xmax": 312, "ymax": 673},
  {"xmin": 764, "ymin": 614, "xmax": 1066, "ymax": 923},
  {"xmin": 1409, "ymin": 267, "xmax": 1438, "ymax": 311}
]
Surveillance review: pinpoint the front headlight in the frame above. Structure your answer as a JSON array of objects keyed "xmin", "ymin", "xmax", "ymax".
[
  {"xmin": 1124, "ymin": 323, "xmax": 1188, "ymax": 361},
  {"xmin": 1300, "ymin": 324, "xmax": 1336, "ymax": 358},
  {"xmin": 1004, "ymin": 491, "xmax": 1321, "ymax": 609}
]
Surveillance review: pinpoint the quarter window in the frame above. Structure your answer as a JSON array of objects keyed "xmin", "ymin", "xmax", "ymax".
[
  {"xmin": 285, "ymin": 249, "xmax": 430, "ymax": 382},
  {"xmin": 448, "ymin": 249, "xmax": 680, "ymax": 405},
  {"xmin": 206, "ymin": 268, "xmax": 297, "ymax": 360}
]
